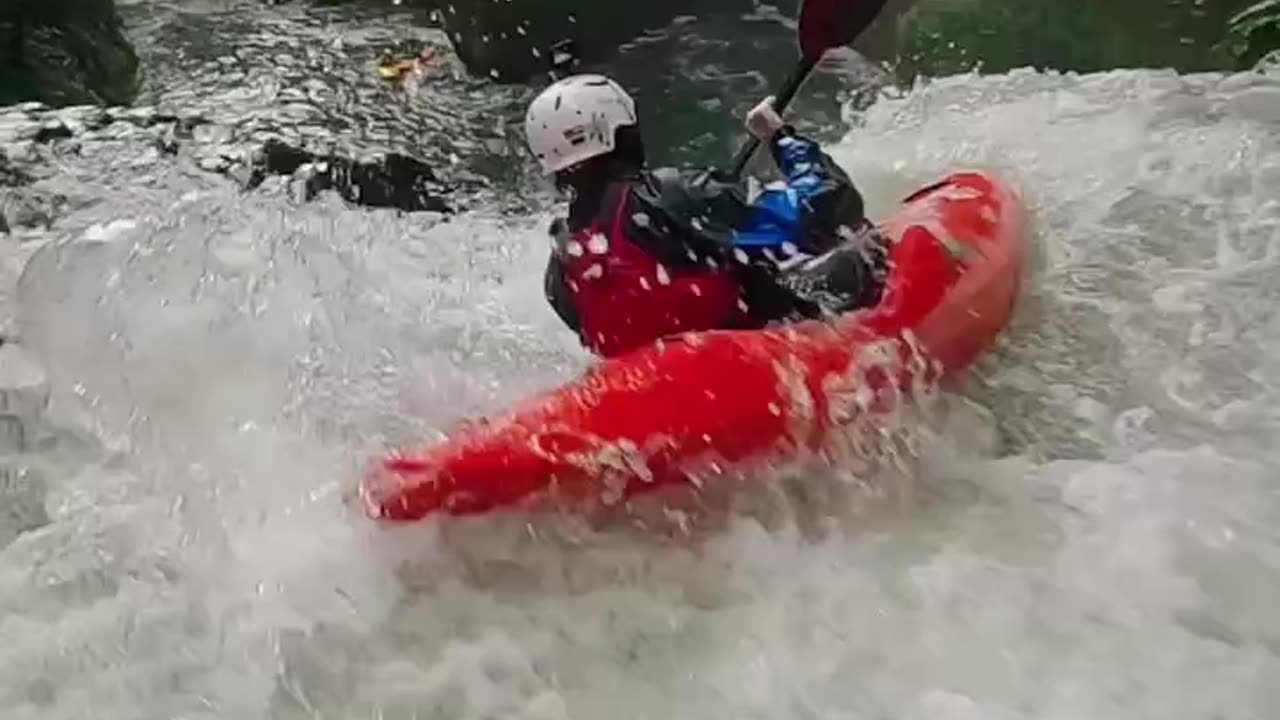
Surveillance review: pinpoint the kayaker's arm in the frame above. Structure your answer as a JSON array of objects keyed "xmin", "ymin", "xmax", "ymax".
[
  {"xmin": 543, "ymin": 225, "xmax": 584, "ymax": 342},
  {"xmin": 625, "ymin": 167, "xmax": 751, "ymax": 267},
  {"xmin": 772, "ymin": 127, "xmax": 865, "ymax": 224},
  {"xmin": 627, "ymin": 150, "xmax": 861, "ymax": 266},
  {"xmin": 731, "ymin": 127, "xmax": 867, "ymax": 254},
  {"xmin": 626, "ymin": 164, "xmax": 834, "ymax": 325}
]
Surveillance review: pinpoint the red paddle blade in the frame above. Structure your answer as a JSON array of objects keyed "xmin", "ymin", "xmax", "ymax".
[{"xmin": 799, "ymin": 0, "xmax": 890, "ymax": 60}]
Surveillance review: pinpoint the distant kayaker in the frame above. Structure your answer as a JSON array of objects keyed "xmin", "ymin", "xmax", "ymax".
[
  {"xmin": 524, "ymin": 73, "xmax": 888, "ymax": 359},
  {"xmin": 377, "ymin": 45, "xmax": 439, "ymax": 89}
]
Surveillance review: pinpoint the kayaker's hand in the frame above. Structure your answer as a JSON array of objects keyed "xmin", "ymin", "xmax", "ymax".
[{"xmin": 745, "ymin": 96, "xmax": 785, "ymax": 141}]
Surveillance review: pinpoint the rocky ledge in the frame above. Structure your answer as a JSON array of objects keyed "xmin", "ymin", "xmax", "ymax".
[{"xmin": 1, "ymin": 101, "xmax": 466, "ymax": 236}]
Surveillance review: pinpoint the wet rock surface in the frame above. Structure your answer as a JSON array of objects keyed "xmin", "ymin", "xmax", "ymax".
[
  {"xmin": 124, "ymin": 1, "xmax": 533, "ymax": 204},
  {"xmin": 0, "ymin": 3, "xmax": 541, "ymax": 456},
  {"xmin": 0, "ymin": 97, "xmax": 472, "ymax": 229},
  {"xmin": 0, "ymin": 2, "xmax": 873, "ymax": 574},
  {"xmin": 247, "ymin": 139, "xmax": 453, "ymax": 212},
  {"xmin": 0, "ymin": 0, "xmax": 140, "ymax": 107},
  {"xmin": 0, "ymin": 0, "xmax": 875, "ymax": 240}
]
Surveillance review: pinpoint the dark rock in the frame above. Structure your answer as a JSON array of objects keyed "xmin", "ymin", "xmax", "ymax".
[
  {"xmin": 105, "ymin": 106, "xmax": 208, "ymax": 134},
  {"xmin": 0, "ymin": 10, "xmax": 477, "ymax": 217},
  {"xmin": 0, "ymin": 0, "xmax": 140, "ymax": 108},
  {"xmin": 0, "ymin": 154, "xmax": 33, "ymax": 188},
  {"xmin": 2, "ymin": 103, "xmax": 208, "ymax": 161},
  {"xmin": 153, "ymin": 132, "xmax": 180, "ymax": 157},
  {"xmin": 257, "ymin": 140, "xmax": 314, "ymax": 177},
  {"xmin": 33, "ymin": 121, "xmax": 72, "ymax": 144},
  {"xmin": 0, "ymin": 189, "xmax": 64, "ymax": 231},
  {"xmin": 334, "ymin": 153, "xmax": 452, "ymax": 212},
  {"xmin": 248, "ymin": 139, "xmax": 452, "ymax": 212}
]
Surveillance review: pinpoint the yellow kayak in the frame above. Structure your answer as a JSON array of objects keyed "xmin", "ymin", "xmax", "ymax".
[
  {"xmin": 377, "ymin": 47, "xmax": 438, "ymax": 82},
  {"xmin": 378, "ymin": 60, "xmax": 416, "ymax": 80}
]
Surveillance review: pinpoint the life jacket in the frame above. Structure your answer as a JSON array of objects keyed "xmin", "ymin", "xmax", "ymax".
[{"xmin": 555, "ymin": 186, "xmax": 746, "ymax": 358}]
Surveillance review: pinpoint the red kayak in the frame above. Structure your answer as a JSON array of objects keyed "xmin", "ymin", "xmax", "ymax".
[{"xmin": 360, "ymin": 171, "xmax": 1027, "ymax": 521}]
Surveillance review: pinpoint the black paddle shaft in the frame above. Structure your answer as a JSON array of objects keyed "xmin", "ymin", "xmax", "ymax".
[
  {"xmin": 727, "ymin": 55, "xmax": 822, "ymax": 179},
  {"xmin": 727, "ymin": 0, "xmax": 889, "ymax": 179}
]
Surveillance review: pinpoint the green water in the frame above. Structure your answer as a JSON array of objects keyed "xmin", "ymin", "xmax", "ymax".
[{"xmin": 898, "ymin": 0, "xmax": 1274, "ymax": 78}]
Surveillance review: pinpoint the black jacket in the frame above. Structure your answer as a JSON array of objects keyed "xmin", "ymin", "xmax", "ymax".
[{"xmin": 544, "ymin": 127, "xmax": 879, "ymax": 340}]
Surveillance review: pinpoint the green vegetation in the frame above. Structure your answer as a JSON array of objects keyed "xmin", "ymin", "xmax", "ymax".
[{"xmin": 896, "ymin": 0, "xmax": 1273, "ymax": 77}]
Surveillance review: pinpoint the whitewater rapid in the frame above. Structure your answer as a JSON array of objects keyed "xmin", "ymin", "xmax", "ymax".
[{"xmin": 3, "ymin": 50, "xmax": 1280, "ymax": 720}]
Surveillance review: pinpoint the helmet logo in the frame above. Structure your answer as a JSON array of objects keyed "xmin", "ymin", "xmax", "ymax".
[
  {"xmin": 563, "ymin": 124, "xmax": 587, "ymax": 146},
  {"xmin": 594, "ymin": 113, "xmax": 607, "ymax": 141}
]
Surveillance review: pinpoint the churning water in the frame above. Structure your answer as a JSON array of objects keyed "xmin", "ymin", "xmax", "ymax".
[{"xmin": 2, "ymin": 2, "xmax": 1280, "ymax": 718}]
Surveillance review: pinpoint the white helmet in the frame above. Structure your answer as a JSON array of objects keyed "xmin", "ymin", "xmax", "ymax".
[{"xmin": 524, "ymin": 74, "xmax": 638, "ymax": 174}]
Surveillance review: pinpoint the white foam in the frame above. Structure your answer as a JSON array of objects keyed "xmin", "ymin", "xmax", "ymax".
[{"xmin": 2, "ymin": 66, "xmax": 1280, "ymax": 719}]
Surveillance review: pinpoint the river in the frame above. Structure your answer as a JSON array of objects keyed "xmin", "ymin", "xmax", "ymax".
[{"xmin": 1, "ymin": 1, "xmax": 1279, "ymax": 718}]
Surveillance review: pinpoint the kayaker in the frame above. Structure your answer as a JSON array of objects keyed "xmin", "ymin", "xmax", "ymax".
[
  {"xmin": 377, "ymin": 46, "xmax": 439, "ymax": 88},
  {"xmin": 524, "ymin": 73, "xmax": 888, "ymax": 359}
]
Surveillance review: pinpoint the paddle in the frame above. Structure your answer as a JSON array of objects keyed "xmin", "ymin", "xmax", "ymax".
[{"xmin": 727, "ymin": 0, "xmax": 890, "ymax": 179}]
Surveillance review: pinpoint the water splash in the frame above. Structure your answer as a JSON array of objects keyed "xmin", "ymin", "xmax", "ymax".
[{"xmin": 2, "ymin": 5, "xmax": 1280, "ymax": 719}]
